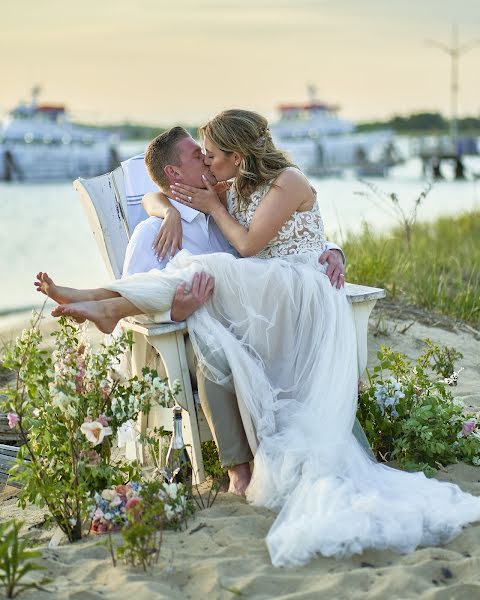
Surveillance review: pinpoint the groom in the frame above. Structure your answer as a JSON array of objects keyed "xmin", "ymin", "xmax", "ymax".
[{"xmin": 122, "ymin": 127, "xmax": 361, "ymax": 494}]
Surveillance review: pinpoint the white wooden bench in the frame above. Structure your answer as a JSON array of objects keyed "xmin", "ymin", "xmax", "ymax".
[{"xmin": 74, "ymin": 167, "xmax": 385, "ymax": 482}]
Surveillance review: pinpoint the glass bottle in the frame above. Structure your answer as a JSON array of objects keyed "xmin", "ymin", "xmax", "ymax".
[{"xmin": 163, "ymin": 406, "xmax": 192, "ymax": 487}]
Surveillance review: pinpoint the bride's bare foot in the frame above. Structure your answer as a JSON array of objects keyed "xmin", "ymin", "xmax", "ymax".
[
  {"xmin": 52, "ymin": 301, "xmax": 119, "ymax": 334},
  {"xmin": 34, "ymin": 272, "xmax": 81, "ymax": 305},
  {"xmin": 227, "ymin": 462, "xmax": 251, "ymax": 496}
]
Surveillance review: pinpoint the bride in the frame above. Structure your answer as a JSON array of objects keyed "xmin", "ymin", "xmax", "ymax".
[{"xmin": 36, "ymin": 109, "xmax": 480, "ymax": 567}]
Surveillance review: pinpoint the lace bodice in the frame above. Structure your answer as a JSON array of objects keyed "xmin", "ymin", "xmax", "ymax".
[{"xmin": 227, "ymin": 176, "xmax": 325, "ymax": 259}]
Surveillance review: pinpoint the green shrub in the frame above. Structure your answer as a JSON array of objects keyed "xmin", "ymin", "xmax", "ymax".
[
  {"xmin": 342, "ymin": 210, "xmax": 480, "ymax": 324},
  {"xmin": 1, "ymin": 315, "xmax": 178, "ymax": 542},
  {"xmin": 357, "ymin": 340, "xmax": 478, "ymax": 476},
  {"xmin": 0, "ymin": 520, "xmax": 49, "ymax": 598}
]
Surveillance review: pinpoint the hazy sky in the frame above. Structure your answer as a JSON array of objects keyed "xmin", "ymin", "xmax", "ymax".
[{"xmin": 1, "ymin": 0, "xmax": 479, "ymax": 125}]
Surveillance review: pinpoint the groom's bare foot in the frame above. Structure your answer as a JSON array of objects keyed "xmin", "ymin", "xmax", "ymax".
[
  {"xmin": 52, "ymin": 301, "xmax": 119, "ymax": 334},
  {"xmin": 227, "ymin": 462, "xmax": 251, "ymax": 496}
]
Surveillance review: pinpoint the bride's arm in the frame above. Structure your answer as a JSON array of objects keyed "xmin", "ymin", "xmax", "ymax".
[
  {"xmin": 142, "ymin": 192, "xmax": 183, "ymax": 259},
  {"xmin": 142, "ymin": 183, "xmax": 231, "ymax": 259},
  {"xmin": 172, "ymin": 169, "xmax": 311, "ymax": 257}
]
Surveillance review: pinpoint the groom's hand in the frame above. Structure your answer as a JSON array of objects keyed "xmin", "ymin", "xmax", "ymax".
[
  {"xmin": 171, "ymin": 272, "xmax": 215, "ymax": 322},
  {"xmin": 319, "ymin": 249, "xmax": 345, "ymax": 289}
]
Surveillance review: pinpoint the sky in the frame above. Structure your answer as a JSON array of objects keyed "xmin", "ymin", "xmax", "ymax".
[{"xmin": 1, "ymin": 0, "xmax": 479, "ymax": 126}]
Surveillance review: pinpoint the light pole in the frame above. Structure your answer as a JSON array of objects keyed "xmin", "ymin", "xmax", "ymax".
[{"xmin": 426, "ymin": 25, "xmax": 480, "ymax": 146}]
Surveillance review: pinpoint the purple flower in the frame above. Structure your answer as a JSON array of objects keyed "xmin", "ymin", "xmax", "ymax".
[
  {"xmin": 7, "ymin": 412, "xmax": 20, "ymax": 428},
  {"xmin": 461, "ymin": 418, "xmax": 476, "ymax": 437}
]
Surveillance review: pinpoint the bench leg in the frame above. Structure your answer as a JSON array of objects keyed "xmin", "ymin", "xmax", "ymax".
[
  {"xmin": 125, "ymin": 330, "xmax": 150, "ymax": 464},
  {"xmin": 147, "ymin": 332, "xmax": 206, "ymax": 485},
  {"xmin": 351, "ymin": 300, "xmax": 378, "ymax": 377}
]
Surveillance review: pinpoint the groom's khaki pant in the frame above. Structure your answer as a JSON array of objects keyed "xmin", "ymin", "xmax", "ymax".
[{"xmin": 185, "ymin": 338, "xmax": 254, "ymax": 468}]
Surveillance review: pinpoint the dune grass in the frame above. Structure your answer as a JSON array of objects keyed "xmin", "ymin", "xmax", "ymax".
[{"xmin": 341, "ymin": 210, "xmax": 480, "ymax": 326}]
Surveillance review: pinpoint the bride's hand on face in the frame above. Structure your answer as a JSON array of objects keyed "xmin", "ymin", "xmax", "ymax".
[{"xmin": 170, "ymin": 176, "xmax": 224, "ymax": 215}]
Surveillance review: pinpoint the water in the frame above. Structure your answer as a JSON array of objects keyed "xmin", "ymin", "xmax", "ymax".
[{"xmin": 1, "ymin": 151, "xmax": 479, "ymax": 315}]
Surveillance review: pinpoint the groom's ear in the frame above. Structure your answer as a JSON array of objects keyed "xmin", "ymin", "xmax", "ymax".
[{"xmin": 165, "ymin": 164, "xmax": 181, "ymax": 181}]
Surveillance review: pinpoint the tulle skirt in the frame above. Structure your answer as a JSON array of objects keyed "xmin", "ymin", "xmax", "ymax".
[{"xmin": 106, "ymin": 249, "xmax": 480, "ymax": 566}]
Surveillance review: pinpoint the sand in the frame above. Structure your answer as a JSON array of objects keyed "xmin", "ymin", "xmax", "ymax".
[{"xmin": 1, "ymin": 305, "xmax": 480, "ymax": 600}]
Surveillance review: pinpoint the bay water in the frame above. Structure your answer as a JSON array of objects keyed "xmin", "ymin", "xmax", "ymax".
[{"xmin": 1, "ymin": 150, "xmax": 479, "ymax": 315}]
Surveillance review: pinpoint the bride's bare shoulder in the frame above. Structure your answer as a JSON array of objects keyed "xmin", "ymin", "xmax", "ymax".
[{"xmin": 274, "ymin": 167, "xmax": 311, "ymax": 191}]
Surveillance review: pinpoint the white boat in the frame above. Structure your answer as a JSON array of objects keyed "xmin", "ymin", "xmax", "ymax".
[
  {"xmin": 0, "ymin": 87, "xmax": 119, "ymax": 182},
  {"xmin": 271, "ymin": 87, "xmax": 397, "ymax": 176}
]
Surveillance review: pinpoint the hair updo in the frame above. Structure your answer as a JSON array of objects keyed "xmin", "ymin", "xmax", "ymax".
[{"xmin": 199, "ymin": 109, "xmax": 295, "ymax": 210}]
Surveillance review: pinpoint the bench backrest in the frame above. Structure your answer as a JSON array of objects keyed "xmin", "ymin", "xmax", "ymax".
[{"xmin": 74, "ymin": 168, "xmax": 130, "ymax": 279}]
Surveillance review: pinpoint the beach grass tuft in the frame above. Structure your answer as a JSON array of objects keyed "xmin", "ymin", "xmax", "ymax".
[{"xmin": 341, "ymin": 210, "xmax": 480, "ymax": 325}]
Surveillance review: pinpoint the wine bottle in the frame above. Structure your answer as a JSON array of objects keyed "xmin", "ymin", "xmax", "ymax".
[{"xmin": 163, "ymin": 406, "xmax": 192, "ymax": 487}]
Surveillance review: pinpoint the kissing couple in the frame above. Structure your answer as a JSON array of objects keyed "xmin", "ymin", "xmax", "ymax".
[{"xmin": 36, "ymin": 109, "xmax": 480, "ymax": 567}]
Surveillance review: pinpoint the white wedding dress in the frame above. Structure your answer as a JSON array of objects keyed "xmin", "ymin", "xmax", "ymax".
[{"xmin": 107, "ymin": 182, "xmax": 480, "ymax": 566}]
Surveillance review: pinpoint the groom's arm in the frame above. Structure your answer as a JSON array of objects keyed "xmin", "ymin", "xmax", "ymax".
[
  {"xmin": 123, "ymin": 217, "xmax": 212, "ymax": 323},
  {"xmin": 324, "ymin": 242, "xmax": 345, "ymax": 265}
]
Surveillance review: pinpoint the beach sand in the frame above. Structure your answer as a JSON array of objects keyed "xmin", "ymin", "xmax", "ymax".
[{"xmin": 1, "ymin": 305, "xmax": 479, "ymax": 600}]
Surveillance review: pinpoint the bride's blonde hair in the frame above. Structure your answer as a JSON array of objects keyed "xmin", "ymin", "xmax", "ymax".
[{"xmin": 199, "ymin": 109, "xmax": 295, "ymax": 210}]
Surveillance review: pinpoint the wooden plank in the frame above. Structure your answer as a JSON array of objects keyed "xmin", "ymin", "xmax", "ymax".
[
  {"xmin": 345, "ymin": 282, "xmax": 386, "ymax": 303},
  {"xmin": 0, "ymin": 444, "xmax": 29, "ymax": 487},
  {"xmin": 0, "ymin": 415, "xmax": 24, "ymax": 444}
]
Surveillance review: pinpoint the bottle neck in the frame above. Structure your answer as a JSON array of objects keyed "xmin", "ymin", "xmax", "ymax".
[{"xmin": 172, "ymin": 416, "xmax": 184, "ymax": 449}]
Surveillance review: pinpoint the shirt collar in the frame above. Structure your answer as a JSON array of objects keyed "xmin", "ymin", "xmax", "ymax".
[{"xmin": 168, "ymin": 197, "xmax": 200, "ymax": 223}]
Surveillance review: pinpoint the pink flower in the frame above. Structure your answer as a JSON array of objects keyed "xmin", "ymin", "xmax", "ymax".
[
  {"xmin": 99, "ymin": 380, "xmax": 111, "ymax": 400},
  {"xmin": 7, "ymin": 413, "xmax": 20, "ymax": 428},
  {"xmin": 97, "ymin": 414, "xmax": 109, "ymax": 427},
  {"xmin": 126, "ymin": 496, "xmax": 144, "ymax": 520},
  {"xmin": 462, "ymin": 418, "xmax": 476, "ymax": 437},
  {"xmin": 75, "ymin": 368, "xmax": 86, "ymax": 393},
  {"xmin": 126, "ymin": 496, "xmax": 141, "ymax": 510},
  {"xmin": 80, "ymin": 449, "xmax": 101, "ymax": 466}
]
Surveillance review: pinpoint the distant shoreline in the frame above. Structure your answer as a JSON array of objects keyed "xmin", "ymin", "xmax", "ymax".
[{"xmin": 0, "ymin": 303, "xmax": 48, "ymax": 318}]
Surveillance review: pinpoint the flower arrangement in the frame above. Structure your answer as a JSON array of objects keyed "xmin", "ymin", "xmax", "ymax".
[
  {"xmin": 89, "ymin": 480, "xmax": 192, "ymax": 534},
  {"xmin": 91, "ymin": 480, "xmax": 194, "ymax": 571},
  {"xmin": 357, "ymin": 339, "xmax": 480, "ymax": 475},
  {"xmin": 1, "ymin": 315, "xmax": 180, "ymax": 542}
]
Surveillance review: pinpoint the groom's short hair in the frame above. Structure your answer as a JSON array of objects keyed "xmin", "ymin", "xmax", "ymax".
[{"xmin": 144, "ymin": 126, "xmax": 191, "ymax": 191}]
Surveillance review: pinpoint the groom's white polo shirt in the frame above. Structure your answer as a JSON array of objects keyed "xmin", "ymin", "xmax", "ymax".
[
  {"xmin": 121, "ymin": 152, "xmax": 238, "ymax": 278},
  {"xmin": 123, "ymin": 202, "xmax": 238, "ymax": 276}
]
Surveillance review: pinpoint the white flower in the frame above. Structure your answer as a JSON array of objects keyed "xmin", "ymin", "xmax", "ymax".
[
  {"xmin": 165, "ymin": 506, "xmax": 175, "ymax": 521},
  {"xmin": 111, "ymin": 495, "xmax": 123, "ymax": 507},
  {"xmin": 101, "ymin": 489, "xmax": 117, "ymax": 502},
  {"xmin": 80, "ymin": 421, "xmax": 112, "ymax": 446},
  {"xmin": 69, "ymin": 518, "xmax": 77, "ymax": 526},
  {"xmin": 162, "ymin": 482, "xmax": 178, "ymax": 499}
]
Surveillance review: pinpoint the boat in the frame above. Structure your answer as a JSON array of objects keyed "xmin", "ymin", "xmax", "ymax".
[
  {"xmin": 0, "ymin": 87, "xmax": 119, "ymax": 182},
  {"xmin": 270, "ymin": 86, "xmax": 397, "ymax": 177}
]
